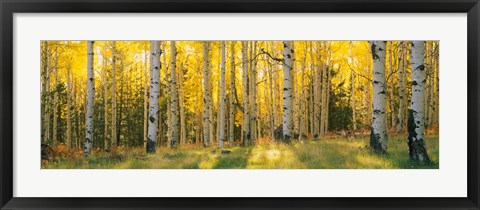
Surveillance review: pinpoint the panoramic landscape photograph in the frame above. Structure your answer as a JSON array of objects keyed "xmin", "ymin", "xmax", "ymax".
[{"xmin": 40, "ymin": 40, "xmax": 439, "ymax": 169}]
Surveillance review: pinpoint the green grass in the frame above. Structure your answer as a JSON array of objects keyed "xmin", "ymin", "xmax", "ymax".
[{"xmin": 43, "ymin": 135, "xmax": 439, "ymax": 169}]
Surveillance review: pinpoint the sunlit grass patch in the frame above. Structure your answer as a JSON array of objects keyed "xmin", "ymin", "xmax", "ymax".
[{"xmin": 43, "ymin": 135, "xmax": 439, "ymax": 169}]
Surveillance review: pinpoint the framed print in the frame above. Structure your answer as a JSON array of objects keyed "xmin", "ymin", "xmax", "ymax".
[{"xmin": 1, "ymin": 0, "xmax": 479, "ymax": 209}]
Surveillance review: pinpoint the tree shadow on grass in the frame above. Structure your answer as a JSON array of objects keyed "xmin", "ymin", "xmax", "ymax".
[{"xmin": 213, "ymin": 147, "xmax": 253, "ymax": 169}]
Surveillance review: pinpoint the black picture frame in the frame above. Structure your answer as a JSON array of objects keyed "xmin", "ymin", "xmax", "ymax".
[{"xmin": 1, "ymin": 0, "xmax": 479, "ymax": 209}]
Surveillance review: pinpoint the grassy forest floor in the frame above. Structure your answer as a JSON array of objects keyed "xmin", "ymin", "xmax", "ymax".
[{"xmin": 42, "ymin": 135, "xmax": 439, "ymax": 169}]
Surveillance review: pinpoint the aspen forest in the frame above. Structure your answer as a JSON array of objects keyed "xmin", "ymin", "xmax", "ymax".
[{"xmin": 41, "ymin": 41, "xmax": 439, "ymax": 169}]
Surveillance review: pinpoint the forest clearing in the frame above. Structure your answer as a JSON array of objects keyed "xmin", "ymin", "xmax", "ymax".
[
  {"xmin": 41, "ymin": 40, "xmax": 439, "ymax": 169},
  {"xmin": 42, "ymin": 134, "xmax": 438, "ymax": 169}
]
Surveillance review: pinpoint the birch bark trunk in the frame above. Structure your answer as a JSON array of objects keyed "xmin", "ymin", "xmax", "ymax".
[
  {"xmin": 282, "ymin": 41, "xmax": 293, "ymax": 142},
  {"xmin": 350, "ymin": 41, "xmax": 357, "ymax": 131},
  {"xmin": 397, "ymin": 42, "xmax": 406, "ymax": 133},
  {"xmin": 111, "ymin": 41, "xmax": 117, "ymax": 149},
  {"xmin": 143, "ymin": 43, "xmax": 149, "ymax": 148},
  {"xmin": 53, "ymin": 44, "xmax": 59, "ymax": 146},
  {"xmin": 369, "ymin": 41, "xmax": 388, "ymax": 153},
  {"xmin": 407, "ymin": 41, "xmax": 430, "ymax": 163},
  {"xmin": 241, "ymin": 41, "xmax": 250, "ymax": 146},
  {"xmin": 203, "ymin": 41, "xmax": 211, "ymax": 147},
  {"xmin": 84, "ymin": 41, "xmax": 95, "ymax": 156},
  {"xmin": 219, "ymin": 41, "xmax": 227, "ymax": 149},
  {"xmin": 146, "ymin": 41, "xmax": 161, "ymax": 153},
  {"xmin": 66, "ymin": 62, "xmax": 72, "ymax": 148},
  {"xmin": 179, "ymin": 62, "xmax": 186, "ymax": 146},
  {"xmin": 229, "ymin": 42, "xmax": 236, "ymax": 145},
  {"xmin": 170, "ymin": 41, "xmax": 179, "ymax": 148}
]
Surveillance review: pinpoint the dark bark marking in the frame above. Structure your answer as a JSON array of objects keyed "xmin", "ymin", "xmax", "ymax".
[
  {"xmin": 407, "ymin": 109, "xmax": 430, "ymax": 163},
  {"xmin": 370, "ymin": 128, "xmax": 386, "ymax": 154}
]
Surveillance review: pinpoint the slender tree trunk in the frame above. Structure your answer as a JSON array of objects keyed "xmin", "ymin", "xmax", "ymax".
[
  {"xmin": 179, "ymin": 62, "xmax": 186, "ymax": 146},
  {"xmin": 143, "ymin": 43, "xmax": 149, "ymax": 148},
  {"xmin": 311, "ymin": 42, "xmax": 319, "ymax": 138},
  {"xmin": 299, "ymin": 43, "xmax": 307, "ymax": 139},
  {"xmin": 282, "ymin": 41, "xmax": 293, "ymax": 142},
  {"xmin": 241, "ymin": 41, "xmax": 250, "ymax": 146},
  {"xmin": 325, "ymin": 56, "xmax": 331, "ymax": 134},
  {"xmin": 291, "ymin": 41, "xmax": 299, "ymax": 139},
  {"xmin": 423, "ymin": 43, "xmax": 430, "ymax": 128},
  {"xmin": 203, "ymin": 41, "xmax": 211, "ymax": 147},
  {"xmin": 268, "ymin": 42, "xmax": 275, "ymax": 140},
  {"xmin": 84, "ymin": 41, "xmax": 95, "ymax": 157},
  {"xmin": 433, "ymin": 42, "xmax": 439, "ymax": 126},
  {"xmin": 389, "ymin": 42, "xmax": 397, "ymax": 129},
  {"xmin": 320, "ymin": 45, "xmax": 327, "ymax": 138},
  {"xmin": 146, "ymin": 41, "xmax": 161, "ymax": 153},
  {"xmin": 427, "ymin": 42, "xmax": 435, "ymax": 128},
  {"xmin": 41, "ymin": 41, "xmax": 48, "ymax": 144},
  {"xmin": 350, "ymin": 41, "xmax": 357, "ymax": 131},
  {"xmin": 369, "ymin": 41, "xmax": 388, "ymax": 153},
  {"xmin": 219, "ymin": 41, "xmax": 227, "ymax": 149},
  {"xmin": 42, "ymin": 41, "xmax": 51, "ymax": 145},
  {"xmin": 250, "ymin": 41, "xmax": 258, "ymax": 145},
  {"xmin": 101, "ymin": 45, "xmax": 109, "ymax": 150},
  {"xmin": 66, "ymin": 63, "xmax": 72, "ymax": 148},
  {"xmin": 170, "ymin": 41, "xmax": 179, "ymax": 148},
  {"xmin": 229, "ymin": 41, "xmax": 236, "ymax": 145},
  {"xmin": 161, "ymin": 43, "xmax": 170, "ymax": 147},
  {"xmin": 53, "ymin": 44, "xmax": 59, "ymax": 146},
  {"xmin": 397, "ymin": 42, "xmax": 406, "ymax": 133},
  {"xmin": 407, "ymin": 41, "xmax": 430, "ymax": 163},
  {"xmin": 117, "ymin": 60, "xmax": 124, "ymax": 146},
  {"xmin": 111, "ymin": 41, "xmax": 117, "ymax": 150}
]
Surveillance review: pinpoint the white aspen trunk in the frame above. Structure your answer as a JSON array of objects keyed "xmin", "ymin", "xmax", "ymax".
[
  {"xmin": 325, "ymin": 56, "xmax": 331, "ymax": 134},
  {"xmin": 268, "ymin": 42, "xmax": 276, "ymax": 140},
  {"xmin": 397, "ymin": 42, "xmax": 406, "ymax": 132},
  {"xmin": 146, "ymin": 41, "xmax": 161, "ymax": 153},
  {"xmin": 241, "ymin": 41, "xmax": 250, "ymax": 146},
  {"xmin": 143, "ymin": 43, "xmax": 149, "ymax": 148},
  {"xmin": 423, "ymin": 43, "xmax": 430, "ymax": 128},
  {"xmin": 250, "ymin": 41, "xmax": 258, "ymax": 145},
  {"xmin": 66, "ymin": 63, "xmax": 72, "ymax": 148},
  {"xmin": 311, "ymin": 42, "xmax": 320, "ymax": 138},
  {"xmin": 271, "ymin": 42, "xmax": 279, "ymax": 138},
  {"xmin": 389, "ymin": 42, "xmax": 397, "ymax": 129},
  {"xmin": 179, "ymin": 62, "xmax": 186, "ymax": 146},
  {"xmin": 320, "ymin": 58, "xmax": 327, "ymax": 138},
  {"xmin": 407, "ymin": 41, "xmax": 430, "ymax": 162},
  {"xmin": 299, "ymin": 43, "xmax": 307, "ymax": 140},
  {"xmin": 43, "ymin": 41, "xmax": 51, "ymax": 145},
  {"xmin": 229, "ymin": 42, "xmax": 236, "ymax": 145},
  {"xmin": 369, "ymin": 41, "xmax": 388, "ymax": 153},
  {"xmin": 53, "ymin": 44, "xmax": 59, "ymax": 146},
  {"xmin": 427, "ymin": 42, "xmax": 435, "ymax": 128},
  {"xmin": 291, "ymin": 41, "xmax": 299, "ymax": 139},
  {"xmin": 111, "ymin": 41, "xmax": 117, "ymax": 149},
  {"xmin": 219, "ymin": 41, "xmax": 227, "ymax": 149},
  {"xmin": 102, "ymin": 46, "xmax": 109, "ymax": 150},
  {"xmin": 282, "ymin": 41, "xmax": 293, "ymax": 142},
  {"xmin": 433, "ymin": 42, "xmax": 439, "ymax": 126},
  {"xmin": 350, "ymin": 41, "xmax": 357, "ymax": 131},
  {"xmin": 161, "ymin": 42, "xmax": 170, "ymax": 147},
  {"xmin": 84, "ymin": 41, "xmax": 95, "ymax": 157},
  {"xmin": 170, "ymin": 41, "xmax": 179, "ymax": 148},
  {"xmin": 41, "ymin": 41, "xmax": 48, "ymax": 144},
  {"xmin": 117, "ymin": 60, "xmax": 124, "ymax": 147},
  {"xmin": 203, "ymin": 41, "xmax": 211, "ymax": 147}
]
